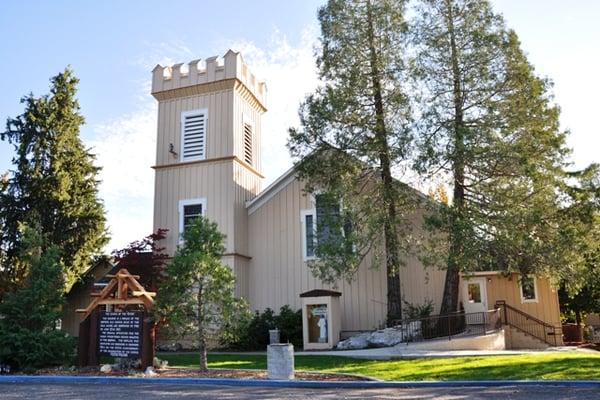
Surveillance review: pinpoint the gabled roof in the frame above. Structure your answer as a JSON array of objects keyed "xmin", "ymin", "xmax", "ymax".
[{"xmin": 246, "ymin": 166, "xmax": 297, "ymax": 215}]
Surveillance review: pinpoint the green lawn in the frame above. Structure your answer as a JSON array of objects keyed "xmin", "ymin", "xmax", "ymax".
[{"xmin": 159, "ymin": 352, "xmax": 600, "ymax": 381}]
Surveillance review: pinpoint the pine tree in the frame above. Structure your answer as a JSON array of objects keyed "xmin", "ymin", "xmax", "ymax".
[
  {"xmin": 0, "ymin": 225, "xmax": 74, "ymax": 370},
  {"xmin": 288, "ymin": 0, "xmax": 414, "ymax": 322},
  {"xmin": 153, "ymin": 217, "xmax": 250, "ymax": 372},
  {"xmin": 0, "ymin": 69, "xmax": 108, "ymax": 296},
  {"xmin": 412, "ymin": 0, "xmax": 587, "ymax": 313}
]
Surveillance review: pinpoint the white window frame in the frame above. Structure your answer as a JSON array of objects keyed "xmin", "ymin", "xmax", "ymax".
[
  {"xmin": 178, "ymin": 198, "xmax": 207, "ymax": 241},
  {"xmin": 180, "ymin": 109, "xmax": 208, "ymax": 162},
  {"xmin": 301, "ymin": 209, "xmax": 317, "ymax": 261},
  {"xmin": 519, "ymin": 274, "xmax": 538, "ymax": 304}
]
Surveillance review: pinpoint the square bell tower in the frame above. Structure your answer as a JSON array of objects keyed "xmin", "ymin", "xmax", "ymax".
[{"xmin": 151, "ymin": 50, "xmax": 267, "ymax": 298}]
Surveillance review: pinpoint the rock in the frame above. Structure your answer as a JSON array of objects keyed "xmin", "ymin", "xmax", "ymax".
[
  {"xmin": 336, "ymin": 321, "xmax": 425, "ymax": 350},
  {"xmin": 100, "ymin": 364, "xmax": 112, "ymax": 374},
  {"xmin": 144, "ymin": 366, "xmax": 157, "ymax": 376},
  {"xmin": 153, "ymin": 357, "xmax": 169, "ymax": 370},
  {"xmin": 336, "ymin": 332, "xmax": 370, "ymax": 350},
  {"xmin": 367, "ymin": 328, "xmax": 404, "ymax": 348}
]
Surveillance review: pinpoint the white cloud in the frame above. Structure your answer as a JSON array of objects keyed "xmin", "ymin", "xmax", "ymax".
[
  {"xmin": 224, "ymin": 27, "xmax": 320, "ymax": 184},
  {"xmin": 88, "ymin": 103, "xmax": 157, "ymax": 252},
  {"xmin": 89, "ymin": 28, "xmax": 319, "ymax": 251}
]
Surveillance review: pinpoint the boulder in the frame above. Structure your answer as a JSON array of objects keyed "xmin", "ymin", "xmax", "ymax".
[
  {"xmin": 100, "ymin": 364, "xmax": 112, "ymax": 374},
  {"xmin": 367, "ymin": 328, "xmax": 404, "ymax": 348},
  {"xmin": 336, "ymin": 321, "xmax": 425, "ymax": 350},
  {"xmin": 144, "ymin": 366, "xmax": 157, "ymax": 377},
  {"xmin": 336, "ymin": 332, "xmax": 370, "ymax": 350}
]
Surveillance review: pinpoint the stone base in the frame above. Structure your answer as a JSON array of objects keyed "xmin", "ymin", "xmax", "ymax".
[{"xmin": 267, "ymin": 344, "xmax": 294, "ymax": 380}]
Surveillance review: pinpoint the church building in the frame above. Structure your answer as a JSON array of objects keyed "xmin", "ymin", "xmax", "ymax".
[{"xmin": 145, "ymin": 50, "xmax": 562, "ymax": 347}]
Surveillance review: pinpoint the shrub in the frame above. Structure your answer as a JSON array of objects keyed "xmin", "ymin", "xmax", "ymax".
[
  {"xmin": 222, "ymin": 305, "xmax": 303, "ymax": 350},
  {"xmin": 0, "ymin": 228, "xmax": 75, "ymax": 370}
]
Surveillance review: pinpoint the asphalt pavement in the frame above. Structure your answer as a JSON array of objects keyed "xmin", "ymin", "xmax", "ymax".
[{"xmin": 2, "ymin": 381, "xmax": 599, "ymax": 399}]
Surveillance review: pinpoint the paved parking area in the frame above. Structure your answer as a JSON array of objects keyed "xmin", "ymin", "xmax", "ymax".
[{"xmin": 2, "ymin": 382, "xmax": 599, "ymax": 400}]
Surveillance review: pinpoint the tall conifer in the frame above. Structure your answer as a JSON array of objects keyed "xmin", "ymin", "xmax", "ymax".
[{"xmin": 0, "ymin": 69, "xmax": 108, "ymax": 295}]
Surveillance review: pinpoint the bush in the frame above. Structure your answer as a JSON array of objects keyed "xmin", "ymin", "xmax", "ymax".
[
  {"xmin": 0, "ymin": 229, "xmax": 75, "ymax": 370},
  {"xmin": 222, "ymin": 305, "xmax": 303, "ymax": 350}
]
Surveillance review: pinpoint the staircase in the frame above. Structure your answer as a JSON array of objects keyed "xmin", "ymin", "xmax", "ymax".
[{"xmin": 495, "ymin": 300, "xmax": 561, "ymax": 349}]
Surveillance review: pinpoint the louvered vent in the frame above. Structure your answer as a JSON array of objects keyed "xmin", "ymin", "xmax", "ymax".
[
  {"xmin": 243, "ymin": 123, "xmax": 252, "ymax": 165},
  {"xmin": 181, "ymin": 112, "xmax": 206, "ymax": 161}
]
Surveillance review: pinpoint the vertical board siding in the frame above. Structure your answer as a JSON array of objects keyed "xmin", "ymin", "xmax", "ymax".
[
  {"xmin": 482, "ymin": 274, "xmax": 561, "ymax": 326},
  {"xmin": 155, "ymin": 88, "xmax": 235, "ymax": 167},
  {"xmin": 247, "ymin": 177, "xmax": 447, "ymax": 332}
]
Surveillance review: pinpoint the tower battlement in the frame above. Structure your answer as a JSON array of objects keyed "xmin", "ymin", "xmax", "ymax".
[{"xmin": 151, "ymin": 49, "xmax": 267, "ymax": 107}]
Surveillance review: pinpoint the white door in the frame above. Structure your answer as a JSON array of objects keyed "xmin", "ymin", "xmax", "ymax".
[{"xmin": 462, "ymin": 277, "xmax": 488, "ymax": 315}]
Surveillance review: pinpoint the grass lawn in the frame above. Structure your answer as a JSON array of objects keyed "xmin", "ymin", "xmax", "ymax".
[{"xmin": 159, "ymin": 352, "xmax": 600, "ymax": 381}]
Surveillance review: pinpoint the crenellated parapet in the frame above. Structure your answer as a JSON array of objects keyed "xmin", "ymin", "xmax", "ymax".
[{"xmin": 151, "ymin": 49, "xmax": 267, "ymax": 108}]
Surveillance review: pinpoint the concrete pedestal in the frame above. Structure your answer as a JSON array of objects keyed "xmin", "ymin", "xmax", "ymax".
[{"xmin": 267, "ymin": 343, "xmax": 294, "ymax": 380}]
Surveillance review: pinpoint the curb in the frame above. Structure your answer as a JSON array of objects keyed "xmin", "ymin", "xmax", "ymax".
[{"xmin": 1, "ymin": 375, "xmax": 600, "ymax": 389}]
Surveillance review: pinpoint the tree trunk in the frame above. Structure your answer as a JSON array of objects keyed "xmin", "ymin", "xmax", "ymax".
[
  {"xmin": 197, "ymin": 282, "xmax": 208, "ymax": 373},
  {"xmin": 366, "ymin": 0, "xmax": 402, "ymax": 322},
  {"xmin": 440, "ymin": 0, "xmax": 464, "ymax": 316}
]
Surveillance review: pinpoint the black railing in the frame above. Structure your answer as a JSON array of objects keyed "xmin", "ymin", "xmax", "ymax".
[
  {"xmin": 495, "ymin": 300, "xmax": 560, "ymax": 346},
  {"xmin": 388, "ymin": 309, "xmax": 502, "ymax": 344}
]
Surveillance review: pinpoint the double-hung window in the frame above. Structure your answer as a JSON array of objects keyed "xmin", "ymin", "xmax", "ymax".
[
  {"xmin": 179, "ymin": 198, "xmax": 207, "ymax": 239},
  {"xmin": 519, "ymin": 275, "xmax": 538, "ymax": 303},
  {"xmin": 301, "ymin": 194, "xmax": 351, "ymax": 260},
  {"xmin": 180, "ymin": 109, "xmax": 207, "ymax": 161}
]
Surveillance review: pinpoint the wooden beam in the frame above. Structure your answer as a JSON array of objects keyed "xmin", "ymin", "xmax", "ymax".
[
  {"xmin": 97, "ymin": 298, "xmax": 146, "ymax": 306},
  {"xmin": 132, "ymin": 291, "xmax": 156, "ymax": 297},
  {"xmin": 106, "ymin": 273, "xmax": 141, "ymax": 279}
]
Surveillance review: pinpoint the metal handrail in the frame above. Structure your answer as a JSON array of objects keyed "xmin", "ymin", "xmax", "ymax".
[
  {"xmin": 495, "ymin": 300, "xmax": 559, "ymax": 346},
  {"xmin": 388, "ymin": 308, "xmax": 502, "ymax": 344}
]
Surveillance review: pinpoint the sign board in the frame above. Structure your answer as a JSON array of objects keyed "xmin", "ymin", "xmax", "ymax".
[{"xmin": 98, "ymin": 311, "xmax": 142, "ymax": 358}]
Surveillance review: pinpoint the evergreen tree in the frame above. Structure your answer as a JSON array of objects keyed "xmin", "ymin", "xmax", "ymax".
[
  {"xmin": 0, "ymin": 69, "xmax": 108, "ymax": 296},
  {"xmin": 412, "ymin": 0, "xmax": 588, "ymax": 313},
  {"xmin": 0, "ymin": 225, "xmax": 74, "ymax": 370},
  {"xmin": 288, "ymin": 0, "xmax": 414, "ymax": 322},
  {"xmin": 153, "ymin": 217, "xmax": 250, "ymax": 372}
]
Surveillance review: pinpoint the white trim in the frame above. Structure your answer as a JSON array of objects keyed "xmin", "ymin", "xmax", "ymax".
[
  {"xmin": 460, "ymin": 271, "xmax": 503, "ymax": 277},
  {"xmin": 178, "ymin": 198, "xmax": 207, "ymax": 240},
  {"xmin": 180, "ymin": 109, "xmax": 208, "ymax": 162},
  {"xmin": 247, "ymin": 167, "xmax": 296, "ymax": 214},
  {"xmin": 301, "ymin": 209, "xmax": 316, "ymax": 261},
  {"xmin": 519, "ymin": 274, "xmax": 539, "ymax": 304}
]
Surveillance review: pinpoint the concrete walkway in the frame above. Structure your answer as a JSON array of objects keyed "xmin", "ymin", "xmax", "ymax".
[{"xmin": 298, "ymin": 346, "xmax": 598, "ymax": 359}]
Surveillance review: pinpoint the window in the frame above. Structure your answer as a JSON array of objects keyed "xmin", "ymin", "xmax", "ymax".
[
  {"xmin": 180, "ymin": 109, "xmax": 207, "ymax": 161},
  {"xmin": 301, "ymin": 210, "xmax": 316, "ymax": 260},
  {"xmin": 243, "ymin": 122, "xmax": 253, "ymax": 165},
  {"xmin": 301, "ymin": 194, "xmax": 352, "ymax": 260},
  {"xmin": 467, "ymin": 283, "xmax": 482, "ymax": 303},
  {"xmin": 178, "ymin": 198, "xmax": 207, "ymax": 238},
  {"xmin": 520, "ymin": 275, "xmax": 538, "ymax": 303}
]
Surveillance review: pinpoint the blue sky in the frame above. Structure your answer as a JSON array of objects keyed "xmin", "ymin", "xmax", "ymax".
[{"xmin": 0, "ymin": 0, "xmax": 598, "ymax": 251}]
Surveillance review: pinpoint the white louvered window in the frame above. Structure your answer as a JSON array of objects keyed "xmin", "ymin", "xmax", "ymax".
[
  {"xmin": 243, "ymin": 122, "xmax": 253, "ymax": 165},
  {"xmin": 180, "ymin": 109, "xmax": 207, "ymax": 161}
]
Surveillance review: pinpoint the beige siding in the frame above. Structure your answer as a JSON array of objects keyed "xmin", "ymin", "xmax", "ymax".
[
  {"xmin": 483, "ymin": 273, "xmax": 561, "ymax": 327},
  {"xmin": 247, "ymin": 177, "xmax": 447, "ymax": 332},
  {"xmin": 155, "ymin": 87, "xmax": 235, "ymax": 167}
]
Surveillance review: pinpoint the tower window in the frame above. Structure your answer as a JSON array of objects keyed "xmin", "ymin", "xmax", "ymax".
[
  {"xmin": 178, "ymin": 198, "xmax": 207, "ymax": 239},
  {"xmin": 181, "ymin": 109, "xmax": 207, "ymax": 161},
  {"xmin": 243, "ymin": 122, "xmax": 252, "ymax": 165}
]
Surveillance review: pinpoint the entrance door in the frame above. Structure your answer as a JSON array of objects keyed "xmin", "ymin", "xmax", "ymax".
[{"xmin": 462, "ymin": 277, "xmax": 488, "ymax": 316}]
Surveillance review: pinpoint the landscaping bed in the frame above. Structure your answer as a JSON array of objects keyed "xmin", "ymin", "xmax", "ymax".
[{"xmin": 30, "ymin": 366, "xmax": 371, "ymax": 381}]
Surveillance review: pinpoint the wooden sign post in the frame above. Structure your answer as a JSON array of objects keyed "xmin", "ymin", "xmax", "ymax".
[{"xmin": 76, "ymin": 268, "xmax": 156, "ymax": 369}]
